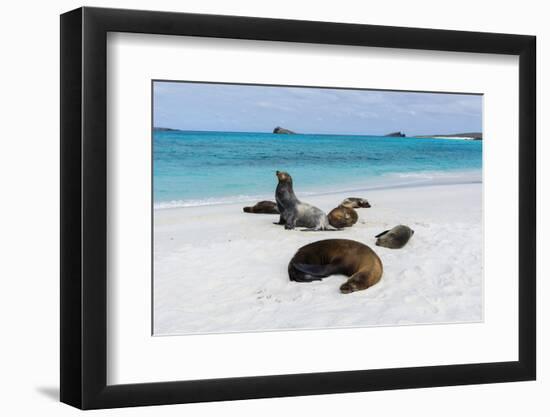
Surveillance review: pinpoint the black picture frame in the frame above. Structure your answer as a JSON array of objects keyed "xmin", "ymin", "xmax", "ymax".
[{"xmin": 60, "ymin": 6, "xmax": 536, "ymax": 410}]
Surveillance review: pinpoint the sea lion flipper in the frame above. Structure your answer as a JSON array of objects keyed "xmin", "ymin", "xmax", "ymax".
[
  {"xmin": 274, "ymin": 216, "xmax": 285, "ymax": 225},
  {"xmin": 292, "ymin": 263, "xmax": 337, "ymax": 277},
  {"xmin": 340, "ymin": 269, "xmax": 382, "ymax": 294},
  {"xmin": 375, "ymin": 229, "xmax": 390, "ymax": 238}
]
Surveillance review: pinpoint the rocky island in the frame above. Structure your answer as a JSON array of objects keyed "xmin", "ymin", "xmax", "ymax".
[
  {"xmin": 273, "ymin": 126, "xmax": 296, "ymax": 134},
  {"xmin": 153, "ymin": 127, "xmax": 181, "ymax": 132},
  {"xmin": 385, "ymin": 131, "xmax": 406, "ymax": 137},
  {"xmin": 414, "ymin": 132, "xmax": 482, "ymax": 140}
]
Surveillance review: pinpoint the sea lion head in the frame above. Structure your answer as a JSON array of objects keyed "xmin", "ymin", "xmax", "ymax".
[
  {"xmin": 341, "ymin": 198, "xmax": 371, "ymax": 209},
  {"xmin": 276, "ymin": 170, "xmax": 292, "ymax": 184}
]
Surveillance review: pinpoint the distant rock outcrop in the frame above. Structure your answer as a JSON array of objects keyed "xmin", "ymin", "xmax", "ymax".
[
  {"xmin": 414, "ymin": 132, "xmax": 482, "ymax": 140},
  {"xmin": 273, "ymin": 126, "xmax": 296, "ymax": 134},
  {"xmin": 385, "ymin": 131, "xmax": 406, "ymax": 137},
  {"xmin": 153, "ymin": 127, "xmax": 181, "ymax": 132}
]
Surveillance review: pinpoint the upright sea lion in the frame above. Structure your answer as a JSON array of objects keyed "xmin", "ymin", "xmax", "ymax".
[
  {"xmin": 288, "ymin": 239, "xmax": 383, "ymax": 293},
  {"xmin": 243, "ymin": 200, "xmax": 279, "ymax": 214},
  {"xmin": 275, "ymin": 171, "xmax": 330, "ymax": 230},
  {"xmin": 340, "ymin": 197, "xmax": 371, "ymax": 209},
  {"xmin": 375, "ymin": 225, "xmax": 414, "ymax": 249},
  {"xmin": 327, "ymin": 206, "xmax": 358, "ymax": 228}
]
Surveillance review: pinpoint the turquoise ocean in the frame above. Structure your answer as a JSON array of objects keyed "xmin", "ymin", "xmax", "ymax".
[{"xmin": 153, "ymin": 130, "xmax": 482, "ymax": 209}]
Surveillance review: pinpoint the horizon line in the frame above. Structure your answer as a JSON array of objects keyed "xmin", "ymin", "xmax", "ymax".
[{"xmin": 153, "ymin": 127, "xmax": 482, "ymax": 137}]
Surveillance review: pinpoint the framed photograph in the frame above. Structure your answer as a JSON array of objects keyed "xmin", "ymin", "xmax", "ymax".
[{"xmin": 60, "ymin": 7, "xmax": 536, "ymax": 409}]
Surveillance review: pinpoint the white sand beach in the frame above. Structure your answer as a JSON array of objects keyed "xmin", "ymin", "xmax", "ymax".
[{"xmin": 153, "ymin": 182, "xmax": 482, "ymax": 336}]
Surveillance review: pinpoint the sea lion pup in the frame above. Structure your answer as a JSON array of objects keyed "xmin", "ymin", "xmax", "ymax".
[
  {"xmin": 288, "ymin": 239, "xmax": 383, "ymax": 294},
  {"xmin": 275, "ymin": 171, "xmax": 330, "ymax": 230},
  {"xmin": 340, "ymin": 197, "xmax": 371, "ymax": 209},
  {"xmin": 327, "ymin": 206, "xmax": 358, "ymax": 228},
  {"xmin": 375, "ymin": 225, "xmax": 414, "ymax": 249},
  {"xmin": 243, "ymin": 200, "xmax": 279, "ymax": 214}
]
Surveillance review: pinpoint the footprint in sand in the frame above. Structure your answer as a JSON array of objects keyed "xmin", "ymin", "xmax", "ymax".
[
  {"xmin": 414, "ymin": 221, "xmax": 430, "ymax": 228},
  {"xmin": 442, "ymin": 286, "xmax": 463, "ymax": 297},
  {"xmin": 422, "ymin": 305, "xmax": 440, "ymax": 314},
  {"xmin": 404, "ymin": 294, "xmax": 418, "ymax": 303}
]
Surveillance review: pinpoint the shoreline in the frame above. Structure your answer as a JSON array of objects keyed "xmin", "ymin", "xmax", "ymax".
[{"xmin": 154, "ymin": 169, "xmax": 482, "ymax": 210}]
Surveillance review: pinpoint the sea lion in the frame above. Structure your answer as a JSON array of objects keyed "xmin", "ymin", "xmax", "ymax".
[
  {"xmin": 375, "ymin": 225, "xmax": 414, "ymax": 249},
  {"xmin": 288, "ymin": 239, "xmax": 383, "ymax": 294},
  {"xmin": 327, "ymin": 206, "xmax": 358, "ymax": 228},
  {"xmin": 340, "ymin": 197, "xmax": 371, "ymax": 209},
  {"xmin": 243, "ymin": 200, "xmax": 280, "ymax": 214},
  {"xmin": 275, "ymin": 171, "xmax": 330, "ymax": 230}
]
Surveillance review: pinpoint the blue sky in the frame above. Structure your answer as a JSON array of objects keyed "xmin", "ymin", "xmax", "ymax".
[{"xmin": 153, "ymin": 81, "xmax": 482, "ymax": 136}]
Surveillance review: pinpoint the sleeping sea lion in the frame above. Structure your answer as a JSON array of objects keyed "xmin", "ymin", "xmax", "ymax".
[
  {"xmin": 275, "ymin": 171, "xmax": 331, "ymax": 230},
  {"xmin": 375, "ymin": 225, "xmax": 414, "ymax": 249},
  {"xmin": 327, "ymin": 206, "xmax": 358, "ymax": 228},
  {"xmin": 340, "ymin": 197, "xmax": 371, "ymax": 209},
  {"xmin": 243, "ymin": 200, "xmax": 279, "ymax": 214},
  {"xmin": 288, "ymin": 239, "xmax": 383, "ymax": 293}
]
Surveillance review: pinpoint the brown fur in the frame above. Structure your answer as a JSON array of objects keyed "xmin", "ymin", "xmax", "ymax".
[
  {"xmin": 327, "ymin": 206, "xmax": 358, "ymax": 228},
  {"xmin": 340, "ymin": 197, "xmax": 371, "ymax": 209},
  {"xmin": 243, "ymin": 200, "xmax": 280, "ymax": 214},
  {"xmin": 288, "ymin": 239, "xmax": 383, "ymax": 294}
]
